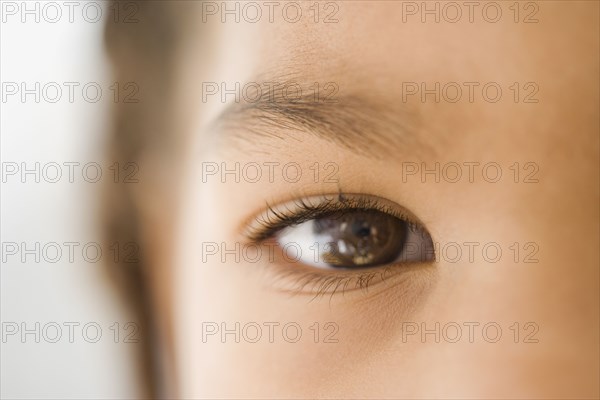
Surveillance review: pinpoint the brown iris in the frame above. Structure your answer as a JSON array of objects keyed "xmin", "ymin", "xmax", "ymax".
[{"xmin": 313, "ymin": 210, "xmax": 409, "ymax": 268}]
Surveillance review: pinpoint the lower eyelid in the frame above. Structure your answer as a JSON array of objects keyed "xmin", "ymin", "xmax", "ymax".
[{"xmin": 254, "ymin": 241, "xmax": 435, "ymax": 298}]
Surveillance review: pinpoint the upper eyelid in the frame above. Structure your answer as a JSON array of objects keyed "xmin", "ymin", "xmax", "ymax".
[{"xmin": 241, "ymin": 192, "xmax": 428, "ymax": 243}]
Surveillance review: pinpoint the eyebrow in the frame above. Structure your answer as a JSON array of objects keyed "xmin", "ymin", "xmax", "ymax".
[{"xmin": 209, "ymin": 81, "xmax": 436, "ymax": 160}]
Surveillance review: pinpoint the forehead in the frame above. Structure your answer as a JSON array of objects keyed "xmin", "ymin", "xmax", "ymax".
[{"xmin": 192, "ymin": 1, "xmax": 595, "ymax": 79}]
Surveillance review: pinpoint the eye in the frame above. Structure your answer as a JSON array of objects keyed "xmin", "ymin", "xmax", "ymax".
[
  {"xmin": 276, "ymin": 209, "xmax": 433, "ymax": 270},
  {"xmin": 245, "ymin": 193, "xmax": 435, "ymax": 271}
]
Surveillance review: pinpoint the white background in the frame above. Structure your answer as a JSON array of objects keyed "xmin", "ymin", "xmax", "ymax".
[{"xmin": 1, "ymin": 1, "xmax": 141, "ymax": 398}]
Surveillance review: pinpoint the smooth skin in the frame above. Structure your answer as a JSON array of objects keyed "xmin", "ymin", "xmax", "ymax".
[{"xmin": 132, "ymin": 1, "xmax": 599, "ymax": 398}]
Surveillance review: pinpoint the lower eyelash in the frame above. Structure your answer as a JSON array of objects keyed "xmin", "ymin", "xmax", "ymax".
[
  {"xmin": 258, "ymin": 257, "xmax": 433, "ymax": 300},
  {"xmin": 276, "ymin": 268, "xmax": 393, "ymax": 300}
]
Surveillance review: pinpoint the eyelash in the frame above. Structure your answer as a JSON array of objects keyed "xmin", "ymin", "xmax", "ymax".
[
  {"xmin": 244, "ymin": 192, "xmax": 420, "ymax": 241},
  {"xmin": 242, "ymin": 192, "xmax": 432, "ymax": 298}
]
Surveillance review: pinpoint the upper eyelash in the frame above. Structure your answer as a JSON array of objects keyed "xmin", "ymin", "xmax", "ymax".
[{"xmin": 243, "ymin": 192, "xmax": 421, "ymax": 243}]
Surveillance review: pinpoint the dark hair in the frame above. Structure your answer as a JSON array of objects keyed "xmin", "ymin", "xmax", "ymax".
[{"xmin": 103, "ymin": 2, "xmax": 198, "ymax": 397}]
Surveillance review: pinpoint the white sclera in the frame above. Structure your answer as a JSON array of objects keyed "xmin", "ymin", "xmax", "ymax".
[{"xmin": 276, "ymin": 217, "xmax": 433, "ymax": 270}]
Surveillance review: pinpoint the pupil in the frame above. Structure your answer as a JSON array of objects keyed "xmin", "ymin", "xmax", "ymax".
[{"xmin": 354, "ymin": 223, "xmax": 372, "ymax": 238}]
